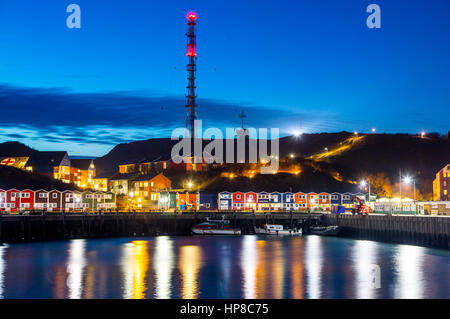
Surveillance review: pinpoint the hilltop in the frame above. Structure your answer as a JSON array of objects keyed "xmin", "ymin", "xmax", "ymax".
[
  {"xmin": 0, "ymin": 132, "xmax": 448, "ymax": 198},
  {"xmin": 0, "ymin": 141, "xmax": 35, "ymax": 157}
]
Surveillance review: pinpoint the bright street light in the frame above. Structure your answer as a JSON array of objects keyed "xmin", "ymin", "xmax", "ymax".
[
  {"xmin": 403, "ymin": 176, "xmax": 416, "ymax": 203},
  {"xmin": 360, "ymin": 180, "xmax": 371, "ymax": 208}
]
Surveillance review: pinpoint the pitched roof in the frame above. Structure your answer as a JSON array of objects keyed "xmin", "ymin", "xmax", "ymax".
[
  {"xmin": 70, "ymin": 159, "xmax": 93, "ymax": 170},
  {"xmin": 109, "ymin": 173, "xmax": 137, "ymax": 181},
  {"xmin": 133, "ymin": 173, "xmax": 171, "ymax": 182},
  {"xmin": 133, "ymin": 173, "xmax": 159, "ymax": 182},
  {"xmin": 93, "ymin": 171, "xmax": 115, "ymax": 179},
  {"xmin": 119, "ymin": 155, "xmax": 173, "ymax": 166},
  {"xmin": 25, "ymin": 151, "xmax": 69, "ymax": 173}
]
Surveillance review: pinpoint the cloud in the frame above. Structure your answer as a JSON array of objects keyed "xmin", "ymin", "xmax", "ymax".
[{"xmin": 0, "ymin": 84, "xmax": 347, "ymax": 155}]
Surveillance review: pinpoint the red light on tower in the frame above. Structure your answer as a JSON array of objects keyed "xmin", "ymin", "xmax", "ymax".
[
  {"xmin": 186, "ymin": 11, "xmax": 198, "ymax": 21},
  {"xmin": 186, "ymin": 44, "xmax": 197, "ymax": 57}
]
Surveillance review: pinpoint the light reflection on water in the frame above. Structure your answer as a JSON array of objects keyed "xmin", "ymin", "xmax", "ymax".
[
  {"xmin": 154, "ymin": 236, "xmax": 174, "ymax": 299},
  {"xmin": 394, "ymin": 245, "xmax": 425, "ymax": 299},
  {"xmin": 305, "ymin": 235, "xmax": 323, "ymax": 298},
  {"xmin": 0, "ymin": 244, "xmax": 6, "ymax": 299},
  {"xmin": 121, "ymin": 240, "xmax": 150, "ymax": 299},
  {"xmin": 0, "ymin": 236, "xmax": 448, "ymax": 299},
  {"xmin": 179, "ymin": 245, "xmax": 202, "ymax": 299},
  {"xmin": 66, "ymin": 239, "xmax": 86, "ymax": 299},
  {"xmin": 352, "ymin": 240, "xmax": 378, "ymax": 299}
]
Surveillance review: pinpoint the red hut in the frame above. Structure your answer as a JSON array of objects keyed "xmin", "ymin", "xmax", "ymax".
[
  {"xmin": 232, "ymin": 192, "xmax": 245, "ymax": 211},
  {"xmin": 244, "ymin": 192, "xmax": 257, "ymax": 210},
  {"xmin": 19, "ymin": 189, "xmax": 35, "ymax": 211}
]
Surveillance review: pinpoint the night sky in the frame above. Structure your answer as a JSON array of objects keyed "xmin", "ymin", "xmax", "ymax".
[{"xmin": 0, "ymin": 0, "xmax": 449, "ymax": 156}]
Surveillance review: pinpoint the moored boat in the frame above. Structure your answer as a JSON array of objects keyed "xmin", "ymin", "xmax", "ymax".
[
  {"xmin": 254, "ymin": 224, "xmax": 302, "ymax": 236},
  {"xmin": 309, "ymin": 225, "xmax": 340, "ymax": 236},
  {"xmin": 192, "ymin": 217, "xmax": 241, "ymax": 235}
]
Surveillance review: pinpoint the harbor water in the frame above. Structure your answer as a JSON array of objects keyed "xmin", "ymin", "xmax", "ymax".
[{"xmin": 0, "ymin": 235, "xmax": 448, "ymax": 299}]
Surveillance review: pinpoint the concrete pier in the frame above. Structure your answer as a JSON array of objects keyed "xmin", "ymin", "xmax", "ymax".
[
  {"xmin": 0, "ymin": 212, "xmax": 448, "ymax": 249},
  {"xmin": 0, "ymin": 212, "xmax": 319, "ymax": 243},
  {"xmin": 324, "ymin": 214, "xmax": 449, "ymax": 249}
]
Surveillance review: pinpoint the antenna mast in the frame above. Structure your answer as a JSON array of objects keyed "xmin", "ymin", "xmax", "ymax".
[{"xmin": 185, "ymin": 12, "xmax": 198, "ymax": 139}]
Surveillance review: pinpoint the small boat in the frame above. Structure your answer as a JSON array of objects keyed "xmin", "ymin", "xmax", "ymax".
[
  {"xmin": 192, "ymin": 217, "xmax": 241, "ymax": 235},
  {"xmin": 309, "ymin": 225, "xmax": 340, "ymax": 236},
  {"xmin": 254, "ymin": 224, "xmax": 302, "ymax": 236}
]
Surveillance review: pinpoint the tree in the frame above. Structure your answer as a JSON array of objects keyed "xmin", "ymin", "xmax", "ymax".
[{"xmin": 366, "ymin": 172, "xmax": 393, "ymax": 197}]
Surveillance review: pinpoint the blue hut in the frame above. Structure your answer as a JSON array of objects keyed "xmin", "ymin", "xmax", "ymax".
[
  {"xmin": 218, "ymin": 191, "xmax": 232, "ymax": 210},
  {"xmin": 270, "ymin": 192, "xmax": 283, "ymax": 210},
  {"xmin": 330, "ymin": 192, "xmax": 342, "ymax": 205},
  {"xmin": 342, "ymin": 192, "xmax": 354, "ymax": 207},
  {"xmin": 282, "ymin": 192, "xmax": 295, "ymax": 210},
  {"xmin": 198, "ymin": 191, "xmax": 218, "ymax": 210},
  {"xmin": 257, "ymin": 192, "xmax": 270, "ymax": 211}
]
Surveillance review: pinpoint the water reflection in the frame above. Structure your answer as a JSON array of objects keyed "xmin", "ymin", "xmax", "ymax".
[
  {"xmin": 0, "ymin": 244, "xmax": 6, "ymax": 299},
  {"xmin": 219, "ymin": 243, "xmax": 232, "ymax": 297},
  {"xmin": 290, "ymin": 238, "xmax": 304, "ymax": 299},
  {"xmin": 394, "ymin": 245, "xmax": 425, "ymax": 299},
  {"xmin": 66, "ymin": 239, "xmax": 86, "ymax": 299},
  {"xmin": 121, "ymin": 240, "xmax": 150, "ymax": 299},
  {"xmin": 271, "ymin": 241, "xmax": 284, "ymax": 299},
  {"xmin": 0, "ymin": 236, "xmax": 447, "ymax": 299},
  {"xmin": 154, "ymin": 237, "xmax": 174, "ymax": 299},
  {"xmin": 305, "ymin": 236, "xmax": 323, "ymax": 299},
  {"xmin": 241, "ymin": 236, "xmax": 257, "ymax": 299},
  {"xmin": 352, "ymin": 240, "xmax": 378, "ymax": 299},
  {"xmin": 254, "ymin": 240, "xmax": 268, "ymax": 298},
  {"xmin": 179, "ymin": 245, "xmax": 202, "ymax": 299}
]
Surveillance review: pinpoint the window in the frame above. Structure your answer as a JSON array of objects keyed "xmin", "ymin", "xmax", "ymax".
[
  {"xmin": 237, "ymin": 195, "xmax": 241, "ymax": 199},
  {"xmin": 39, "ymin": 193, "xmax": 48, "ymax": 198},
  {"xmin": 144, "ymin": 182, "xmax": 148, "ymax": 187},
  {"xmin": 53, "ymin": 193, "xmax": 58, "ymax": 199},
  {"xmin": 150, "ymin": 182, "xmax": 154, "ymax": 187}
]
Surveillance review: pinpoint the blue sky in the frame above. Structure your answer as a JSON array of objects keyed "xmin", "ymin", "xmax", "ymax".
[{"xmin": 0, "ymin": 0, "xmax": 449, "ymax": 156}]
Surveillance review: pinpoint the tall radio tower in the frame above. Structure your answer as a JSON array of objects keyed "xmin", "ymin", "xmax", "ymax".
[{"xmin": 185, "ymin": 11, "xmax": 198, "ymax": 139}]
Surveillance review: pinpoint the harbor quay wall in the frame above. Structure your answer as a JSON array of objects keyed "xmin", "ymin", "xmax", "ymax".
[
  {"xmin": 0, "ymin": 212, "xmax": 448, "ymax": 250},
  {"xmin": 324, "ymin": 214, "xmax": 449, "ymax": 249},
  {"xmin": 0, "ymin": 212, "xmax": 320, "ymax": 243}
]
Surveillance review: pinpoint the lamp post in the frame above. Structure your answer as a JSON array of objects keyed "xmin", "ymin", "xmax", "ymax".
[
  {"xmin": 360, "ymin": 180, "xmax": 371, "ymax": 208},
  {"xmin": 403, "ymin": 176, "xmax": 415, "ymax": 201}
]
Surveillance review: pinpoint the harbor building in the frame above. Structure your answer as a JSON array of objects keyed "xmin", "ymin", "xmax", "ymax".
[{"xmin": 433, "ymin": 164, "xmax": 450, "ymax": 201}]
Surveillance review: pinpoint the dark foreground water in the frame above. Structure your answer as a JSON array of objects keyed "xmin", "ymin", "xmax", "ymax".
[{"xmin": 0, "ymin": 235, "xmax": 448, "ymax": 299}]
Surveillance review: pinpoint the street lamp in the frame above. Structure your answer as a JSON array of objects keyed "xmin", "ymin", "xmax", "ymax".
[
  {"xmin": 360, "ymin": 180, "xmax": 371, "ymax": 207},
  {"xmin": 403, "ymin": 176, "xmax": 416, "ymax": 203}
]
